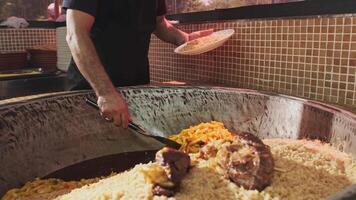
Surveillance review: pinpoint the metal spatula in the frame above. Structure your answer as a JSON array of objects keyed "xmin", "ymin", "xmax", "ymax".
[{"xmin": 85, "ymin": 97, "xmax": 181, "ymax": 150}]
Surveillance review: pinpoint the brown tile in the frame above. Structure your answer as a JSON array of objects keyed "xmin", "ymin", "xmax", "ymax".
[
  {"xmin": 340, "ymin": 83, "xmax": 347, "ymax": 89},
  {"xmin": 341, "ymin": 59, "xmax": 348, "ymax": 66},
  {"xmin": 308, "ymin": 26, "xmax": 314, "ymax": 33},
  {"xmin": 328, "ymin": 25, "xmax": 335, "ymax": 33},
  {"xmin": 321, "ymin": 18, "xmax": 328, "ymax": 25},
  {"xmin": 335, "ymin": 26, "xmax": 344, "ymax": 33},
  {"xmin": 344, "ymin": 17, "xmax": 352, "ymax": 25},
  {"xmin": 327, "ymin": 43, "xmax": 334, "ymax": 50},
  {"xmin": 344, "ymin": 26, "xmax": 352, "ymax": 33},
  {"xmin": 307, "ymin": 18, "xmax": 314, "ymax": 26},
  {"xmin": 315, "ymin": 26, "xmax": 322, "ymax": 33},
  {"xmin": 336, "ymin": 17, "xmax": 344, "ymax": 25},
  {"xmin": 331, "ymin": 86, "xmax": 338, "ymax": 96},
  {"xmin": 350, "ymin": 42, "xmax": 356, "ymax": 51},
  {"xmin": 334, "ymin": 59, "xmax": 341, "ymax": 65},
  {"xmin": 342, "ymin": 43, "xmax": 350, "ymax": 51},
  {"xmin": 334, "ymin": 50, "xmax": 342, "ymax": 58},
  {"xmin": 335, "ymin": 35, "xmax": 343, "ymax": 41},
  {"xmin": 352, "ymin": 34, "xmax": 356, "ymax": 41},
  {"xmin": 347, "ymin": 91, "xmax": 354, "ymax": 99},
  {"xmin": 350, "ymin": 59, "xmax": 356, "ymax": 66},
  {"xmin": 326, "ymin": 50, "xmax": 333, "ymax": 57}
]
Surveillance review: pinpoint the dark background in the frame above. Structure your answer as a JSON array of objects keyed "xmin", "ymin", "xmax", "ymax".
[
  {"xmin": 165, "ymin": 0, "xmax": 303, "ymax": 14},
  {"xmin": 0, "ymin": 0, "xmax": 302, "ymax": 20},
  {"xmin": 0, "ymin": 0, "xmax": 53, "ymax": 20}
]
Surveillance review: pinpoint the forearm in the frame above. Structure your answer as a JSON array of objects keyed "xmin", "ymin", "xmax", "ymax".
[
  {"xmin": 67, "ymin": 31, "xmax": 115, "ymax": 96},
  {"xmin": 154, "ymin": 17, "xmax": 188, "ymax": 46}
]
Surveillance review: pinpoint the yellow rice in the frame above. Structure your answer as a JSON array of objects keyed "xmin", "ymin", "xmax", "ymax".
[
  {"xmin": 56, "ymin": 122, "xmax": 356, "ymax": 200},
  {"xmin": 4, "ymin": 122, "xmax": 356, "ymax": 200}
]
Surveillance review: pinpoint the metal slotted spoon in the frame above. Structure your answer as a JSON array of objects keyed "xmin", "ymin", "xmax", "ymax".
[{"xmin": 85, "ymin": 97, "xmax": 181, "ymax": 150}]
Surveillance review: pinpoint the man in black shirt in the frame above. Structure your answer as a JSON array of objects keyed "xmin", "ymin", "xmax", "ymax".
[{"xmin": 63, "ymin": 0, "xmax": 212, "ymax": 128}]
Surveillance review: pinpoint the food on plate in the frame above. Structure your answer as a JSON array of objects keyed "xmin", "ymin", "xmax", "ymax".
[
  {"xmin": 174, "ymin": 29, "xmax": 234, "ymax": 55},
  {"xmin": 179, "ymin": 34, "xmax": 223, "ymax": 52},
  {"xmin": 3, "ymin": 121, "xmax": 356, "ymax": 200}
]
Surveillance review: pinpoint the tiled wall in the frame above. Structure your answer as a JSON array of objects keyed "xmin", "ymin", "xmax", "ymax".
[
  {"xmin": 149, "ymin": 14, "xmax": 356, "ymax": 108},
  {"xmin": 0, "ymin": 29, "xmax": 55, "ymax": 53}
]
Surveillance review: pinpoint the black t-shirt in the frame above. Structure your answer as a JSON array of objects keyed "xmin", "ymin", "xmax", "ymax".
[{"xmin": 62, "ymin": 0, "xmax": 166, "ymax": 90}]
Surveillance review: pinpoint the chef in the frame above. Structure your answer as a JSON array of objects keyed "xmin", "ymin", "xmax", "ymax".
[{"xmin": 63, "ymin": 0, "xmax": 212, "ymax": 129}]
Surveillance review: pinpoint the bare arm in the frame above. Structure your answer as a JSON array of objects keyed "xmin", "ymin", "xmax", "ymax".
[
  {"xmin": 66, "ymin": 9, "xmax": 115, "ymax": 96},
  {"xmin": 154, "ymin": 16, "xmax": 188, "ymax": 46},
  {"xmin": 154, "ymin": 16, "xmax": 213, "ymax": 46},
  {"xmin": 66, "ymin": 9, "xmax": 130, "ymax": 128}
]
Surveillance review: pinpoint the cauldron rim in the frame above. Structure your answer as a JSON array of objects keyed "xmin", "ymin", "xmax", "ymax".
[{"xmin": 1, "ymin": 85, "xmax": 355, "ymax": 121}]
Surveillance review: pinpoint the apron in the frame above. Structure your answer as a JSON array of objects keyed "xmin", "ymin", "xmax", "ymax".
[{"xmin": 67, "ymin": 0, "xmax": 158, "ymax": 90}]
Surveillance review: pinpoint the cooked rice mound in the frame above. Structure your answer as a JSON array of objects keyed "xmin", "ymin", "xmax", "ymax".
[
  {"xmin": 57, "ymin": 138, "xmax": 356, "ymax": 200},
  {"xmin": 4, "ymin": 122, "xmax": 356, "ymax": 200},
  {"xmin": 56, "ymin": 164, "xmax": 155, "ymax": 200},
  {"xmin": 57, "ymin": 138, "xmax": 356, "ymax": 199},
  {"xmin": 263, "ymin": 139, "xmax": 356, "ymax": 200}
]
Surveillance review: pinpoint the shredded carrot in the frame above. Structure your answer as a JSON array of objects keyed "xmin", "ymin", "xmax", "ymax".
[{"xmin": 169, "ymin": 121, "xmax": 234, "ymax": 153}]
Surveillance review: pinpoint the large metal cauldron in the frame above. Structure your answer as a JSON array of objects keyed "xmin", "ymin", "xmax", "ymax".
[{"xmin": 0, "ymin": 86, "xmax": 356, "ymax": 197}]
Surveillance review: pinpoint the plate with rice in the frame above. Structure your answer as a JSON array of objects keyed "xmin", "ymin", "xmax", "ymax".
[{"xmin": 174, "ymin": 29, "xmax": 235, "ymax": 55}]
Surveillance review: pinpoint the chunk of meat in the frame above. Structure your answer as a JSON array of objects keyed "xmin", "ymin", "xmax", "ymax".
[
  {"xmin": 153, "ymin": 147, "xmax": 191, "ymax": 196},
  {"xmin": 155, "ymin": 147, "xmax": 191, "ymax": 184},
  {"xmin": 217, "ymin": 132, "xmax": 274, "ymax": 191}
]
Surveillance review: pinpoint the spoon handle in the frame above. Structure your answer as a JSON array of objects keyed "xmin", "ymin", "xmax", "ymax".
[{"xmin": 85, "ymin": 97, "xmax": 100, "ymax": 109}]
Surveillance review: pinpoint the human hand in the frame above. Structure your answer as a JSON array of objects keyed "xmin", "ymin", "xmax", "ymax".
[
  {"xmin": 188, "ymin": 29, "xmax": 214, "ymax": 41},
  {"xmin": 97, "ymin": 91, "xmax": 131, "ymax": 128}
]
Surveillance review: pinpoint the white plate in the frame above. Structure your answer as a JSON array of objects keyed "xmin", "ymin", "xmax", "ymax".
[{"xmin": 174, "ymin": 29, "xmax": 235, "ymax": 55}]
